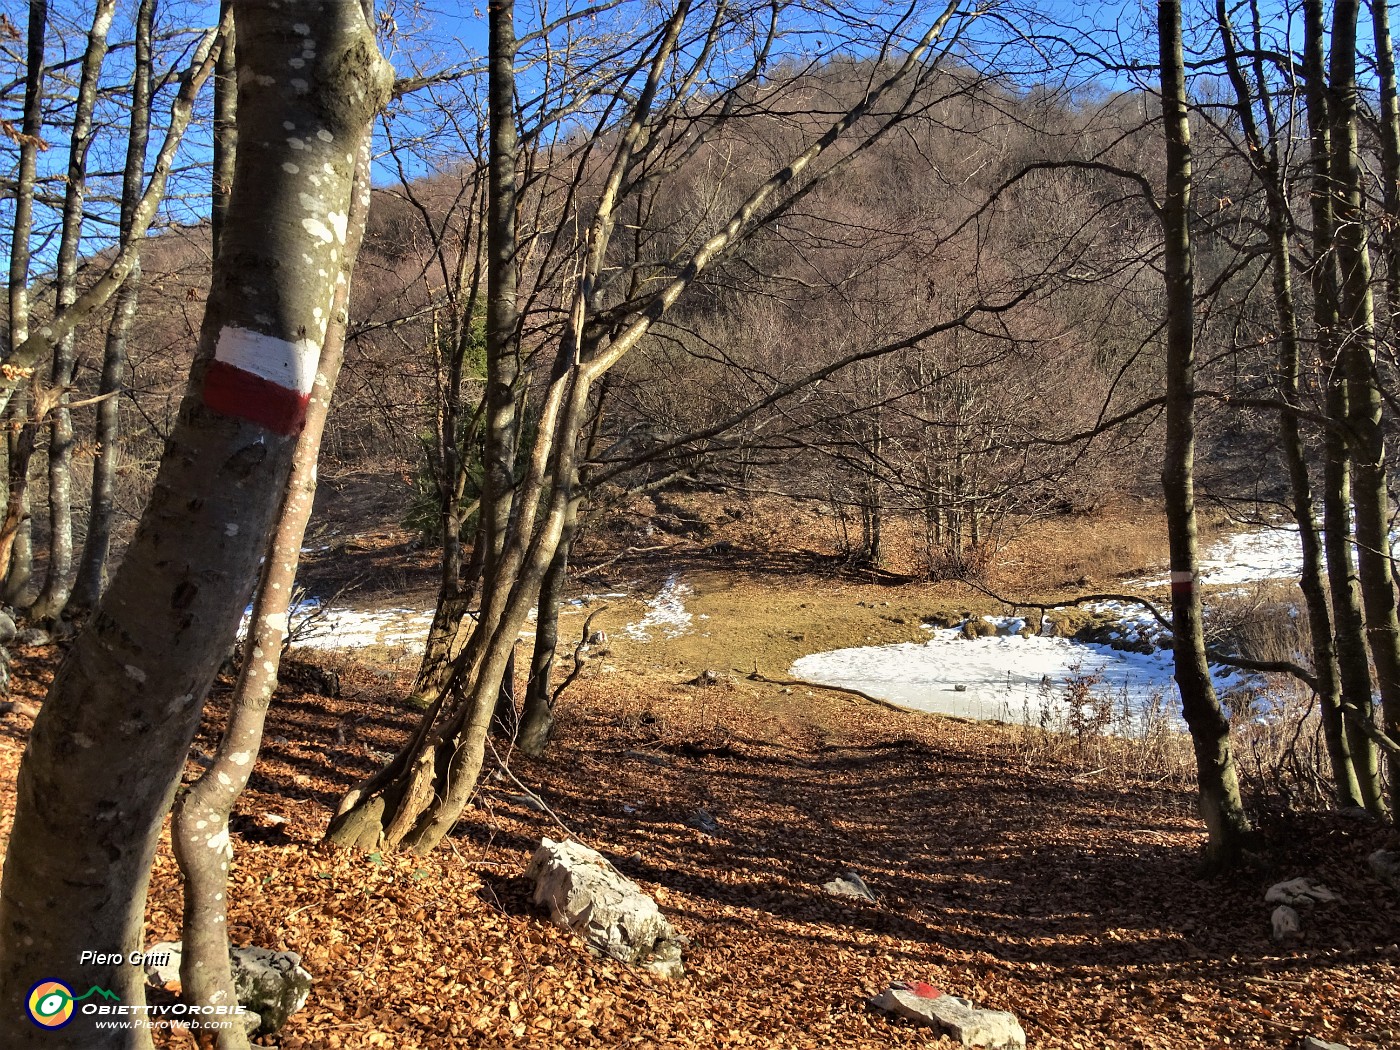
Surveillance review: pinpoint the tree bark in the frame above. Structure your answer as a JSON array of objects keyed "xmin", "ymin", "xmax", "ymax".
[
  {"xmin": 0, "ymin": 6, "xmax": 391, "ymax": 1046},
  {"xmin": 30, "ymin": 0, "xmax": 118, "ymax": 622},
  {"xmin": 1158, "ymin": 0, "xmax": 1251, "ymax": 866},
  {"xmin": 518, "ymin": 494, "xmax": 580, "ymax": 755},
  {"xmin": 1372, "ymin": 0, "xmax": 1400, "ymax": 322},
  {"xmin": 1216, "ymin": 0, "xmax": 1359, "ymax": 806},
  {"xmin": 211, "ymin": 1, "xmax": 237, "ymax": 261},
  {"xmin": 1299, "ymin": 0, "xmax": 1386, "ymax": 814},
  {"xmin": 66, "ymin": 0, "xmax": 158, "ymax": 618},
  {"xmin": 2, "ymin": 0, "xmax": 48, "ymax": 605},
  {"xmin": 172, "ymin": 136, "xmax": 370, "ymax": 1050},
  {"xmin": 1329, "ymin": 0, "xmax": 1400, "ymax": 822}
]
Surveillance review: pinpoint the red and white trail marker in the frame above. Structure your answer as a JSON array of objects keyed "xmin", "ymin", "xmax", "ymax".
[
  {"xmin": 1169, "ymin": 569, "xmax": 1195, "ymax": 595},
  {"xmin": 202, "ymin": 326, "xmax": 321, "ymax": 435}
]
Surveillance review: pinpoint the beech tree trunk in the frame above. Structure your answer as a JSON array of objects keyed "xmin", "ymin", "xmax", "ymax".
[
  {"xmin": 1373, "ymin": 0, "xmax": 1400, "ymax": 320},
  {"xmin": 211, "ymin": 1, "xmax": 237, "ymax": 260},
  {"xmin": 66, "ymin": 0, "xmax": 158, "ymax": 618},
  {"xmin": 1216, "ymin": 0, "xmax": 1359, "ymax": 806},
  {"xmin": 172, "ymin": 136, "xmax": 370, "ymax": 1050},
  {"xmin": 1158, "ymin": 0, "xmax": 1251, "ymax": 867},
  {"xmin": 0, "ymin": 6, "xmax": 391, "ymax": 1046},
  {"xmin": 518, "ymin": 495, "xmax": 581, "ymax": 755},
  {"xmin": 1330, "ymin": 0, "xmax": 1400, "ymax": 821},
  {"xmin": 1301, "ymin": 0, "xmax": 1387, "ymax": 814},
  {"xmin": 2, "ymin": 0, "xmax": 48, "ymax": 605},
  {"xmin": 30, "ymin": 0, "xmax": 117, "ymax": 622}
]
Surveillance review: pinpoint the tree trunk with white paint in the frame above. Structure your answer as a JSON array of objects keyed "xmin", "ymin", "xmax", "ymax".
[
  {"xmin": 172, "ymin": 137, "xmax": 370, "ymax": 1050},
  {"xmin": 0, "ymin": 6, "xmax": 391, "ymax": 1046}
]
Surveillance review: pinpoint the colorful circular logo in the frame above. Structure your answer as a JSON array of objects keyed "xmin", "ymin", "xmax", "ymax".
[{"xmin": 27, "ymin": 979, "xmax": 75, "ymax": 1028}]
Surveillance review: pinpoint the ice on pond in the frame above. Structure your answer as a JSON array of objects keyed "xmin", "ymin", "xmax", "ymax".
[{"xmin": 791, "ymin": 621, "xmax": 1243, "ymax": 722}]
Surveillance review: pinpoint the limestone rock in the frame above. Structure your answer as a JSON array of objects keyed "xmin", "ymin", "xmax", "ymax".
[
  {"xmin": 1265, "ymin": 878, "xmax": 1341, "ymax": 907},
  {"xmin": 823, "ymin": 870, "xmax": 877, "ymax": 903},
  {"xmin": 231, "ymin": 945, "xmax": 314, "ymax": 1035},
  {"xmin": 1271, "ymin": 904, "xmax": 1302, "ymax": 942},
  {"xmin": 688, "ymin": 808, "xmax": 720, "ymax": 835},
  {"xmin": 143, "ymin": 941, "xmax": 183, "ymax": 988},
  {"xmin": 525, "ymin": 837, "xmax": 685, "ymax": 978},
  {"xmin": 14, "ymin": 627, "xmax": 49, "ymax": 647},
  {"xmin": 1301, "ymin": 1037, "xmax": 1351, "ymax": 1050},
  {"xmin": 142, "ymin": 940, "xmax": 311, "ymax": 1036},
  {"xmin": 870, "ymin": 983, "xmax": 1026, "ymax": 1049},
  {"xmin": 1369, "ymin": 849, "xmax": 1400, "ymax": 890}
]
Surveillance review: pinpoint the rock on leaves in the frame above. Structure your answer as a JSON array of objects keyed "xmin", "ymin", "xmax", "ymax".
[
  {"xmin": 870, "ymin": 981, "xmax": 1026, "ymax": 1049},
  {"xmin": 524, "ymin": 837, "xmax": 685, "ymax": 979}
]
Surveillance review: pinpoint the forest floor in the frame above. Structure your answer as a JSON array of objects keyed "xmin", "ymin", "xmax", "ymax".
[{"xmin": 0, "ymin": 496, "xmax": 1397, "ymax": 1048}]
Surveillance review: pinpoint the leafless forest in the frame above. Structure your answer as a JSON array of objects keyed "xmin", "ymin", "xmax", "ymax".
[{"xmin": 0, "ymin": 1, "xmax": 1398, "ymax": 1047}]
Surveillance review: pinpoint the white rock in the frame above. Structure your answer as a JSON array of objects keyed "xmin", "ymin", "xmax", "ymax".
[
  {"xmin": 1271, "ymin": 904, "xmax": 1302, "ymax": 942},
  {"xmin": 870, "ymin": 984, "xmax": 1025, "ymax": 1049},
  {"xmin": 142, "ymin": 941, "xmax": 311, "ymax": 1036},
  {"xmin": 1265, "ymin": 878, "xmax": 1341, "ymax": 907},
  {"xmin": 230, "ymin": 945, "xmax": 313, "ymax": 1035},
  {"xmin": 823, "ymin": 870, "xmax": 877, "ymax": 902},
  {"xmin": 525, "ymin": 837, "xmax": 684, "ymax": 978},
  {"xmin": 1301, "ymin": 1037, "xmax": 1351, "ymax": 1050},
  {"xmin": 143, "ymin": 941, "xmax": 183, "ymax": 987}
]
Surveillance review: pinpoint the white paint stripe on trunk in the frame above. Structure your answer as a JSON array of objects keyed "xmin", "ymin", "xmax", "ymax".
[
  {"xmin": 213, "ymin": 326, "xmax": 320, "ymax": 395},
  {"xmin": 1169, "ymin": 570, "xmax": 1194, "ymax": 583}
]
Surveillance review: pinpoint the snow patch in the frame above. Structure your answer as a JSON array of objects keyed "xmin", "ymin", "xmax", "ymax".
[
  {"xmin": 624, "ymin": 576, "xmax": 692, "ymax": 641},
  {"xmin": 1132, "ymin": 525, "xmax": 1307, "ymax": 588}
]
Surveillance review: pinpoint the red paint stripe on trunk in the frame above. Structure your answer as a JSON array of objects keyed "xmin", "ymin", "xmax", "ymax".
[
  {"xmin": 202, "ymin": 359, "xmax": 310, "ymax": 436},
  {"xmin": 1170, "ymin": 579, "xmax": 1196, "ymax": 595}
]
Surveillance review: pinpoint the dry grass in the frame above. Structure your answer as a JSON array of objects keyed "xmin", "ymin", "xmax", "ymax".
[{"xmin": 1007, "ymin": 670, "xmax": 1197, "ymax": 790}]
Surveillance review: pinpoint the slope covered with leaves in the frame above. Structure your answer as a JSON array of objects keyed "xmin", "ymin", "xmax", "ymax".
[{"xmin": 1, "ymin": 638, "xmax": 1397, "ymax": 1049}]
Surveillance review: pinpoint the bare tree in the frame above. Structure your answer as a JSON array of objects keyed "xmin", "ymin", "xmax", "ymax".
[
  {"xmin": 328, "ymin": 0, "xmax": 989, "ymax": 854},
  {"xmin": 2, "ymin": 0, "xmax": 49, "ymax": 605},
  {"xmin": 1213, "ymin": 0, "xmax": 1360, "ymax": 807},
  {"xmin": 27, "ymin": 0, "xmax": 118, "ymax": 622},
  {"xmin": 0, "ymin": 5, "xmax": 392, "ymax": 1045},
  {"xmin": 1159, "ymin": 0, "xmax": 1251, "ymax": 866},
  {"xmin": 1329, "ymin": 0, "xmax": 1400, "ymax": 820},
  {"xmin": 172, "ymin": 136, "xmax": 372, "ymax": 1050},
  {"xmin": 65, "ymin": 0, "xmax": 160, "ymax": 616}
]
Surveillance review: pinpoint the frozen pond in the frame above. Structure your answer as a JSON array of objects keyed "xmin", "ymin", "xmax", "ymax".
[
  {"xmin": 791, "ymin": 624, "xmax": 1245, "ymax": 721},
  {"xmin": 789, "ymin": 523, "xmax": 1304, "ymax": 720}
]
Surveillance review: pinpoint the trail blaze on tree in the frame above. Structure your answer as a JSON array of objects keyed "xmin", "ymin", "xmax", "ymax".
[{"xmin": 0, "ymin": 4, "xmax": 392, "ymax": 1047}]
